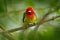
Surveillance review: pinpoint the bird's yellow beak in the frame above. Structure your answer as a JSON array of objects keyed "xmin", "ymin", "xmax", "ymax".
[{"xmin": 28, "ymin": 10, "xmax": 31, "ymax": 13}]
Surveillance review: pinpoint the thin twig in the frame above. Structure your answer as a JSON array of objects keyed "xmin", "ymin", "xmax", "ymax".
[
  {"xmin": 34, "ymin": 8, "xmax": 53, "ymax": 30},
  {"xmin": 44, "ymin": 15, "xmax": 60, "ymax": 22},
  {"xmin": 0, "ymin": 24, "xmax": 17, "ymax": 40},
  {"xmin": 0, "ymin": 7, "xmax": 46, "ymax": 18}
]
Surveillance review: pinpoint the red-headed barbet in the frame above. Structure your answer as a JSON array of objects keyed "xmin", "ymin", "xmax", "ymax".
[{"xmin": 23, "ymin": 6, "xmax": 37, "ymax": 24}]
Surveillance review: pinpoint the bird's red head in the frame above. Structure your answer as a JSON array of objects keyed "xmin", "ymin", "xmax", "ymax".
[{"xmin": 26, "ymin": 6, "xmax": 34, "ymax": 16}]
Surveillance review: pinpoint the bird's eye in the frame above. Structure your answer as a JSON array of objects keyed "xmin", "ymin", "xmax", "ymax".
[{"xmin": 28, "ymin": 10, "xmax": 31, "ymax": 13}]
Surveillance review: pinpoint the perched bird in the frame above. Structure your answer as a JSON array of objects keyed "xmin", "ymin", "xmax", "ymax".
[{"xmin": 23, "ymin": 6, "xmax": 37, "ymax": 24}]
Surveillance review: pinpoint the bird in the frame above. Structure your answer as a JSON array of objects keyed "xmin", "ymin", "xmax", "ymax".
[{"xmin": 23, "ymin": 6, "xmax": 37, "ymax": 24}]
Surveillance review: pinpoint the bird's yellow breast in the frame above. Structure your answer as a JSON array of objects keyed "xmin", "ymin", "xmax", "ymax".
[{"xmin": 24, "ymin": 15, "xmax": 37, "ymax": 24}]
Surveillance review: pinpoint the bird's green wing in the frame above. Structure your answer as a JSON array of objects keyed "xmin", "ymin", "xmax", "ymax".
[{"xmin": 23, "ymin": 12, "xmax": 26, "ymax": 23}]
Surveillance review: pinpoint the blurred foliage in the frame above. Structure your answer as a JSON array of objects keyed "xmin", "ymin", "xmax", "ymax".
[{"xmin": 0, "ymin": 0, "xmax": 60, "ymax": 40}]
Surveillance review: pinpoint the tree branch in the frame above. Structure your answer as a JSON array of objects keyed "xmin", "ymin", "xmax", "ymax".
[{"xmin": 0, "ymin": 15, "xmax": 60, "ymax": 33}]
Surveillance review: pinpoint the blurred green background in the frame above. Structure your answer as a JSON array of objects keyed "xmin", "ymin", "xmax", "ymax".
[{"xmin": 0, "ymin": 0, "xmax": 60, "ymax": 40}]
